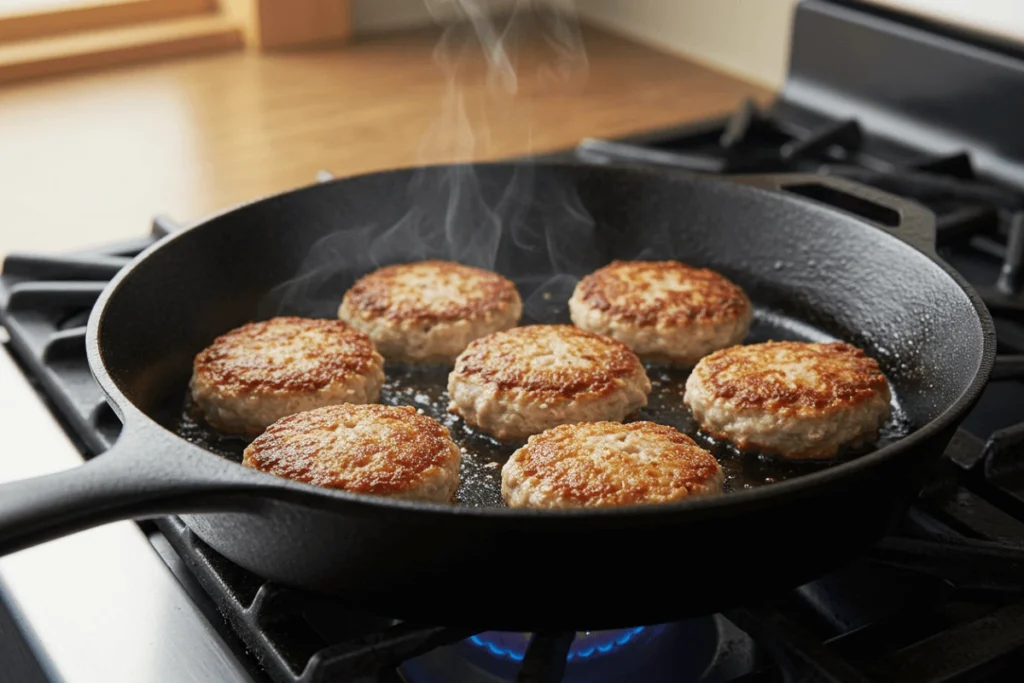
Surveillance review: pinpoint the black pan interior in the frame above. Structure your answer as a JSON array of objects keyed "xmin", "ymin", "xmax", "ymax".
[{"xmin": 98, "ymin": 162, "xmax": 985, "ymax": 502}]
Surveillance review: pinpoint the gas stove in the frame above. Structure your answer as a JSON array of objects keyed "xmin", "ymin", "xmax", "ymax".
[{"xmin": 4, "ymin": 1, "xmax": 1024, "ymax": 682}]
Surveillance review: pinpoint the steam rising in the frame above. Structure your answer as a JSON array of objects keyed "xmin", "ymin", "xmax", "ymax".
[{"xmin": 262, "ymin": 0, "xmax": 596, "ymax": 324}]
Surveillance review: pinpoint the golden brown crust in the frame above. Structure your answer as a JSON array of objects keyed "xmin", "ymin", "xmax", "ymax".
[
  {"xmin": 504, "ymin": 421, "xmax": 722, "ymax": 507},
  {"xmin": 574, "ymin": 260, "xmax": 750, "ymax": 327},
  {"xmin": 692, "ymin": 341, "xmax": 889, "ymax": 416},
  {"xmin": 341, "ymin": 260, "xmax": 520, "ymax": 324},
  {"xmin": 242, "ymin": 404, "xmax": 458, "ymax": 495},
  {"xmin": 452, "ymin": 325, "xmax": 645, "ymax": 400},
  {"xmin": 192, "ymin": 317, "xmax": 381, "ymax": 394}
]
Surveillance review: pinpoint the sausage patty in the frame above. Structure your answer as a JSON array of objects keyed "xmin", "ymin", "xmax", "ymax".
[
  {"xmin": 338, "ymin": 260, "xmax": 522, "ymax": 364},
  {"xmin": 683, "ymin": 341, "xmax": 892, "ymax": 459},
  {"xmin": 569, "ymin": 260, "xmax": 752, "ymax": 366},
  {"xmin": 501, "ymin": 421, "xmax": 724, "ymax": 508},
  {"xmin": 243, "ymin": 404, "xmax": 461, "ymax": 502},
  {"xmin": 190, "ymin": 316, "xmax": 384, "ymax": 436},
  {"xmin": 447, "ymin": 325, "xmax": 651, "ymax": 441}
]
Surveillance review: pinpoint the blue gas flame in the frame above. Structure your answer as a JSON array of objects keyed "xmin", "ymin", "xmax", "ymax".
[{"xmin": 467, "ymin": 626, "xmax": 648, "ymax": 662}]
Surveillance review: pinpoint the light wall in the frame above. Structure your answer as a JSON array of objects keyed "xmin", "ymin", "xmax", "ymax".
[
  {"xmin": 349, "ymin": 0, "xmax": 801, "ymax": 88},
  {"xmin": 351, "ymin": 0, "xmax": 517, "ymax": 32},
  {"xmin": 577, "ymin": 0, "xmax": 799, "ymax": 89},
  {"xmin": 863, "ymin": 0, "xmax": 1024, "ymax": 45}
]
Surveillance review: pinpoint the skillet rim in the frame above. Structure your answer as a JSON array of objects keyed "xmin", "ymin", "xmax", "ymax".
[{"xmin": 85, "ymin": 161, "xmax": 997, "ymax": 522}]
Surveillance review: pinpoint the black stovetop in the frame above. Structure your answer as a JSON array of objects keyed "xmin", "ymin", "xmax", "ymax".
[{"xmin": 5, "ymin": 1, "xmax": 1024, "ymax": 682}]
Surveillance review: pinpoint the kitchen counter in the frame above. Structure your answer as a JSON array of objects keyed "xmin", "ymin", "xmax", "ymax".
[{"xmin": 0, "ymin": 26, "xmax": 769, "ymax": 256}]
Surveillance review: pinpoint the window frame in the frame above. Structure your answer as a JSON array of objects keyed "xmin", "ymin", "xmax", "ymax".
[{"xmin": 0, "ymin": 0, "xmax": 215, "ymax": 42}]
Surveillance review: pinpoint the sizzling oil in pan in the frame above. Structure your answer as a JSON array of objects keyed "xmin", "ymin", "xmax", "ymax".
[{"xmin": 168, "ymin": 308, "xmax": 912, "ymax": 508}]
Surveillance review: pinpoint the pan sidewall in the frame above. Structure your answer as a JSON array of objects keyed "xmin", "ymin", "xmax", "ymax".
[{"xmin": 182, "ymin": 423, "xmax": 955, "ymax": 629}]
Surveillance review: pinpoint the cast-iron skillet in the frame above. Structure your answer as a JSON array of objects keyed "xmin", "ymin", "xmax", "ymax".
[{"xmin": 0, "ymin": 163, "xmax": 995, "ymax": 629}]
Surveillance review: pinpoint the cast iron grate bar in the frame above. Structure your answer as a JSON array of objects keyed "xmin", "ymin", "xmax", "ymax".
[
  {"xmin": 970, "ymin": 235, "xmax": 1007, "ymax": 261},
  {"xmin": 2, "ymin": 253, "xmax": 130, "ymax": 280},
  {"xmin": 575, "ymin": 137, "xmax": 727, "ymax": 173},
  {"xmin": 935, "ymin": 205, "xmax": 999, "ymax": 245},
  {"xmin": 976, "ymin": 213, "xmax": 1024, "ymax": 314},
  {"xmin": 997, "ymin": 213, "xmax": 1024, "ymax": 293},
  {"xmin": 817, "ymin": 592, "xmax": 955, "ymax": 666},
  {"xmin": 298, "ymin": 623, "xmax": 476, "ymax": 683},
  {"xmin": 515, "ymin": 632, "xmax": 576, "ymax": 683},
  {"xmin": 991, "ymin": 355, "xmax": 1024, "ymax": 381},
  {"xmin": 819, "ymin": 165, "xmax": 1024, "ymax": 209},
  {"xmin": 602, "ymin": 114, "xmax": 729, "ymax": 150},
  {"xmin": 727, "ymin": 605, "xmax": 874, "ymax": 683},
  {"xmin": 979, "ymin": 424, "xmax": 1024, "ymax": 534},
  {"xmin": 152, "ymin": 214, "xmax": 180, "ymax": 238},
  {"xmin": 939, "ymin": 428, "xmax": 985, "ymax": 471},
  {"xmin": 780, "ymin": 119, "xmax": 862, "ymax": 161},
  {"xmin": 868, "ymin": 537, "xmax": 1024, "ymax": 592},
  {"xmin": 908, "ymin": 152, "xmax": 976, "ymax": 180},
  {"xmin": 869, "ymin": 601, "xmax": 1024, "ymax": 683},
  {"xmin": 42, "ymin": 326, "xmax": 87, "ymax": 362},
  {"xmin": 95, "ymin": 235, "xmax": 167, "ymax": 258},
  {"xmin": 924, "ymin": 487, "xmax": 1024, "ymax": 549},
  {"xmin": 993, "ymin": 319, "xmax": 1024, "ymax": 355},
  {"xmin": 903, "ymin": 505, "xmax": 966, "ymax": 542},
  {"xmin": 983, "ymin": 421, "xmax": 1024, "ymax": 482},
  {"xmin": 720, "ymin": 98, "xmax": 761, "ymax": 149},
  {"xmin": 5, "ymin": 281, "xmax": 107, "ymax": 311}
]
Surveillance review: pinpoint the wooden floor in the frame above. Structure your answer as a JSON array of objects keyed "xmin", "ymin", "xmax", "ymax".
[{"xmin": 0, "ymin": 26, "xmax": 769, "ymax": 256}]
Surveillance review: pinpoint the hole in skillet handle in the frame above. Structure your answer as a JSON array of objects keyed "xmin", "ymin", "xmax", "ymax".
[{"xmin": 729, "ymin": 173, "xmax": 938, "ymax": 255}]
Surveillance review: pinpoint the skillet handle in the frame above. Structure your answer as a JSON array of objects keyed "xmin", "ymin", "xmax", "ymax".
[
  {"xmin": 729, "ymin": 173, "xmax": 937, "ymax": 254},
  {"xmin": 0, "ymin": 425, "xmax": 253, "ymax": 557}
]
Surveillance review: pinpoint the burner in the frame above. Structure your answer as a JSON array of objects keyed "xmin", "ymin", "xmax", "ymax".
[
  {"xmin": 401, "ymin": 619, "xmax": 730, "ymax": 683},
  {"xmin": 466, "ymin": 626, "xmax": 655, "ymax": 662}
]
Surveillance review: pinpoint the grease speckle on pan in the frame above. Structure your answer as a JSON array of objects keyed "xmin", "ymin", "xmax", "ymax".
[{"xmin": 165, "ymin": 308, "xmax": 912, "ymax": 508}]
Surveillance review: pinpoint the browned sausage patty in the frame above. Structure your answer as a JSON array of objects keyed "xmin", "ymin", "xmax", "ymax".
[
  {"xmin": 338, "ymin": 260, "xmax": 522, "ymax": 363},
  {"xmin": 447, "ymin": 325, "xmax": 651, "ymax": 441},
  {"xmin": 684, "ymin": 341, "xmax": 892, "ymax": 459},
  {"xmin": 502, "ymin": 421, "xmax": 724, "ymax": 508},
  {"xmin": 569, "ymin": 260, "xmax": 752, "ymax": 365},
  {"xmin": 190, "ymin": 316, "xmax": 384, "ymax": 436},
  {"xmin": 242, "ymin": 404, "xmax": 461, "ymax": 502}
]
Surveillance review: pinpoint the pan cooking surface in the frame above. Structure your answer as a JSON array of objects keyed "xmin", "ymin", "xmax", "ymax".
[{"xmin": 165, "ymin": 304, "xmax": 911, "ymax": 508}]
